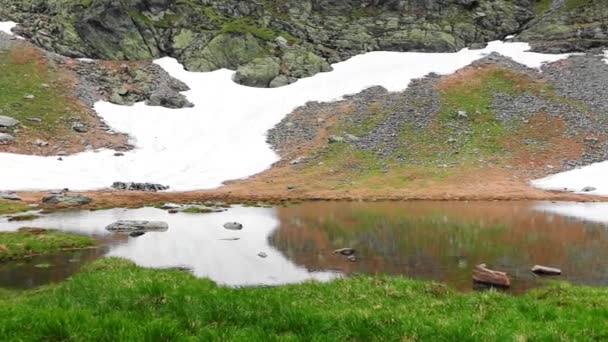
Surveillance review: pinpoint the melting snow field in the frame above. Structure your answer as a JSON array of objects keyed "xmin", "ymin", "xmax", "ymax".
[
  {"xmin": 0, "ymin": 23, "xmax": 572, "ymax": 191},
  {"xmin": 531, "ymin": 51, "xmax": 608, "ymax": 197}
]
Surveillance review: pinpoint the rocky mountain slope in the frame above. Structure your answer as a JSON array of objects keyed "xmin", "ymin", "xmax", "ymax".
[{"xmin": 3, "ymin": 0, "xmax": 604, "ymax": 88}]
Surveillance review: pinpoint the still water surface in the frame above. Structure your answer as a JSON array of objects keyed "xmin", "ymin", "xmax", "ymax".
[{"xmin": 1, "ymin": 201, "xmax": 607, "ymax": 293}]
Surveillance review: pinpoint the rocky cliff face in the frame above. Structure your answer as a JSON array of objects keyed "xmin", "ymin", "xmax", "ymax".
[{"xmin": 0, "ymin": 0, "xmax": 605, "ymax": 87}]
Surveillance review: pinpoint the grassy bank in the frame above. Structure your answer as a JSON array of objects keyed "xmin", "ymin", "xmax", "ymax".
[
  {"xmin": 0, "ymin": 258, "xmax": 606, "ymax": 340},
  {"xmin": 0, "ymin": 228, "xmax": 96, "ymax": 261},
  {"xmin": 0, "ymin": 200, "xmax": 30, "ymax": 215}
]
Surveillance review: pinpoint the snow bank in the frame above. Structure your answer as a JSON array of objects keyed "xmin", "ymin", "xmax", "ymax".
[
  {"xmin": 535, "ymin": 201, "xmax": 608, "ymax": 226},
  {"xmin": 0, "ymin": 21, "xmax": 16, "ymax": 35},
  {"xmin": 532, "ymin": 162, "xmax": 608, "ymax": 196},
  {"xmin": 0, "ymin": 32, "xmax": 570, "ymax": 191}
]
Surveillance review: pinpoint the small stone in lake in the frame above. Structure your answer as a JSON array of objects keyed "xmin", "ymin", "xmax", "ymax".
[
  {"xmin": 219, "ymin": 238, "xmax": 240, "ymax": 241},
  {"xmin": 581, "ymin": 186, "xmax": 597, "ymax": 192},
  {"xmin": 106, "ymin": 220, "xmax": 169, "ymax": 233},
  {"xmin": 168, "ymin": 209, "xmax": 179, "ymax": 214},
  {"xmin": 258, "ymin": 252, "xmax": 268, "ymax": 258},
  {"xmin": 334, "ymin": 248, "xmax": 356, "ymax": 256},
  {"xmin": 531, "ymin": 265, "xmax": 562, "ymax": 276},
  {"xmin": 223, "ymin": 222, "xmax": 243, "ymax": 230},
  {"xmin": 114, "ymin": 152, "xmax": 124, "ymax": 157},
  {"xmin": 473, "ymin": 264, "xmax": 510, "ymax": 288}
]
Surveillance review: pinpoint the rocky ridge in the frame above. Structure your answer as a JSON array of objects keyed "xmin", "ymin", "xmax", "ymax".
[{"xmin": 0, "ymin": 0, "xmax": 575, "ymax": 88}]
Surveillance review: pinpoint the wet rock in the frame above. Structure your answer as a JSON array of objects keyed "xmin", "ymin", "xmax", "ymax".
[
  {"xmin": 106, "ymin": 220, "xmax": 169, "ymax": 233},
  {"xmin": 223, "ymin": 222, "xmax": 243, "ymax": 230},
  {"xmin": 42, "ymin": 194, "xmax": 92, "ymax": 206},
  {"xmin": 129, "ymin": 232, "xmax": 147, "ymax": 238},
  {"xmin": 258, "ymin": 252, "xmax": 268, "ymax": 258},
  {"xmin": 161, "ymin": 203, "xmax": 181, "ymax": 210},
  {"xmin": 0, "ymin": 133, "xmax": 15, "ymax": 145},
  {"xmin": 531, "ymin": 265, "xmax": 562, "ymax": 276},
  {"xmin": 112, "ymin": 182, "xmax": 170, "ymax": 192},
  {"xmin": 334, "ymin": 248, "xmax": 356, "ymax": 256},
  {"xmin": 581, "ymin": 186, "xmax": 597, "ymax": 192},
  {"xmin": 0, "ymin": 191, "xmax": 21, "ymax": 201},
  {"xmin": 472, "ymin": 264, "xmax": 510, "ymax": 288},
  {"xmin": 0, "ymin": 115, "xmax": 19, "ymax": 127}
]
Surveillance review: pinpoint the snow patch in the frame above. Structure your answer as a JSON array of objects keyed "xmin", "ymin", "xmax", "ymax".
[
  {"xmin": 535, "ymin": 202, "xmax": 608, "ymax": 226},
  {"xmin": 0, "ymin": 40, "xmax": 570, "ymax": 191},
  {"xmin": 532, "ymin": 162, "xmax": 608, "ymax": 196},
  {"xmin": 0, "ymin": 21, "xmax": 16, "ymax": 35}
]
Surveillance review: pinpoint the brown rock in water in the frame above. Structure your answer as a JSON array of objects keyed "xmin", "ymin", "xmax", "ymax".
[
  {"xmin": 473, "ymin": 264, "xmax": 510, "ymax": 288},
  {"xmin": 334, "ymin": 248, "xmax": 356, "ymax": 256},
  {"xmin": 531, "ymin": 265, "xmax": 562, "ymax": 276}
]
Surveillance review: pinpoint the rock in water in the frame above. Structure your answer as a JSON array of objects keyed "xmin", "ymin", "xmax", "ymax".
[
  {"xmin": 258, "ymin": 252, "xmax": 268, "ymax": 258},
  {"xmin": 223, "ymin": 222, "xmax": 243, "ymax": 230},
  {"xmin": 334, "ymin": 248, "xmax": 356, "ymax": 256},
  {"xmin": 42, "ymin": 194, "xmax": 92, "ymax": 205},
  {"xmin": 106, "ymin": 220, "xmax": 169, "ymax": 233},
  {"xmin": 472, "ymin": 264, "xmax": 510, "ymax": 288},
  {"xmin": 129, "ymin": 232, "xmax": 147, "ymax": 238},
  {"xmin": 0, "ymin": 115, "xmax": 19, "ymax": 127},
  {"xmin": 531, "ymin": 265, "xmax": 562, "ymax": 276},
  {"xmin": 581, "ymin": 186, "xmax": 597, "ymax": 192},
  {"xmin": 112, "ymin": 182, "xmax": 170, "ymax": 192}
]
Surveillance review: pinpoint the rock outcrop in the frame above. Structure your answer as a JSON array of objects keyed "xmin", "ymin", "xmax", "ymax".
[{"xmin": 0, "ymin": 0, "xmax": 551, "ymax": 87}]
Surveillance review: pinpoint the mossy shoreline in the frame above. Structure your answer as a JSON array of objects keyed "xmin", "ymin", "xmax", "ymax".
[
  {"xmin": 0, "ymin": 228, "xmax": 96, "ymax": 261},
  {"xmin": 0, "ymin": 257, "xmax": 606, "ymax": 340}
]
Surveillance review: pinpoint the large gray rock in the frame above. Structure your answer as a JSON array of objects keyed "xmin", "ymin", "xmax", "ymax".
[
  {"xmin": 233, "ymin": 57, "xmax": 281, "ymax": 88},
  {"xmin": 0, "ymin": 115, "xmax": 19, "ymax": 127},
  {"xmin": 112, "ymin": 182, "xmax": 170, "ymax": 192},
  {"xmin": 106, "ymin": 220, "xmax": 169, "ymax": 233},
  {"xmin": 0, "ymin": 191, "xmax": 21, "ymax": 201},
  {"xmin": 41, "ymin": 194, "xmax": 92, "ymax": 205},
  {"xmin": 223, "ymin": 222, "xmax": 243, "ymax": 230},
  {"xmin": 0, "ymin": 133, "xmax": 15, "ymax": 145}
]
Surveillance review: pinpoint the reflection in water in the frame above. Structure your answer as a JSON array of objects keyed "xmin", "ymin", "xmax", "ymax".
[
  {"xmin": 0, "ymin": 207, "xmax": 338, "ymax": 288},
  {"xmin": 270, "ymin": 201, "xmax": 608, "ymax": 293},
  {"xmin": 0, "ymin": 202, "xmax": 607, "ymax": 292}
]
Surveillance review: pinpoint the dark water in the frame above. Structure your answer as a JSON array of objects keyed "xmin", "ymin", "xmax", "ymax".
[{"xmin": 0, "ymin": 201, "xmax": 607, "ymax": 293}]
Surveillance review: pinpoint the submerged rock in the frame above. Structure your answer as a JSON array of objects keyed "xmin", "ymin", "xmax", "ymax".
[
  {"xmin": 106, "ymin": 220, "xmax": 169, "ymax": 233},
  {"xmin": 42, "ymin": 194, "xmax": 92, "ymax": 205}
]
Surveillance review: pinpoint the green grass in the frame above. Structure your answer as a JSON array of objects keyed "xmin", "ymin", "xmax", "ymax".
[
  {"xmin": 0, "ymin": 47, "xmax": 86, "ymax": 135},
  {"xmin": 534, "ymin": 0, "xmax": 554, "ymax": 14},
  {"xmin": 0, "ymin": 228, "xmax": 96, "ymax": 261},
  {"xmin": 0, "ymin": 200, "xmax": 30, "ymax": 215},
  {"xmin": 0, "ymin": 257, "xmax": 607, "ymax": 340}
]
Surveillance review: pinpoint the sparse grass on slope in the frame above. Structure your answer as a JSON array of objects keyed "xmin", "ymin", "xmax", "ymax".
[
  {"xmin": 0, "ymin": 46, "xmax": 86, "ymax": 136},
  {"xmin": 0, "ymin": 257, "xmax": 606, "ymax": 340},
  {"xmin": 0, "ymin": 228, "xmax": 96, "ymax": 261}
]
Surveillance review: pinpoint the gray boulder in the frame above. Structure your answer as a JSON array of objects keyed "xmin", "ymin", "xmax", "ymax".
[
  {"xmin": 0, "ymin": 115, "xmax": 19, "ymax": 128},
  {"xmin": 0, "ymin": 191, "xmax": 21, "ymax": 201},
  {"xmin": 0, "ymin": 133, "xmax": 15, "ymax": 145},
  {"xmin": 106, "ymin": 220, "xmax": 169, "ymax": 233},
  {"xmin": 223, "ymin": 222, "xmax": 243, "ymax": 230},
  {"xmin": 112, "ymin": 182, "xmax": 170, "ymax": 192},
  {"xmin": 233, "ymin": 57, "xmax": 281, "ymax": 88},
  {"xmin": 42, "ymin": 194, "xmax": 92, "ymax": 205}
]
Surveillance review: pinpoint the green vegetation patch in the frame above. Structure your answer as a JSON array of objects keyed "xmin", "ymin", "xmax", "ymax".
[
  {"xmin": 0, "ymin": 200, "xmax": 30, "ymax": 215},
  {"xmin": 0, "ymin": 228, "xmax": 96, "ymax": 261},
  {"xmin": 0, "ymin": 47, "xmax": 87, "ymax": 136},
  {"xmin": 0, "ymin": 257, "xmax": 607, "ymax": 340}
]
